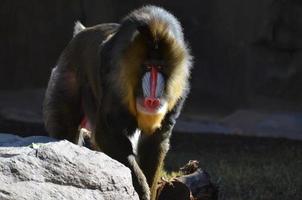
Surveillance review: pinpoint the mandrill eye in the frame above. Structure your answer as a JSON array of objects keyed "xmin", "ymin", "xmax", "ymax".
[{"xmin": 144, "ymin": 65, "xmax": 152, "ymax": 71}]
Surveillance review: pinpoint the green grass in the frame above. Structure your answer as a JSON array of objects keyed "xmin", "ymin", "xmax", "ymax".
[{"xmin": 164, "ymin": 132, "xmax": 302, "ymax": 200}]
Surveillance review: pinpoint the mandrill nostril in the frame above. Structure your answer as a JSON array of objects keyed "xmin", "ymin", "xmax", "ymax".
[
  {"xmin": 144, "ymin": 97, "xmax": 160, "ymax": 109},
  {"xmin": 147, "ymin": 99, "xmax": 152, "ymax": 106},
  {"xmin": 152, "ymin": 98, "xmax": 160, "ymax": 107}
]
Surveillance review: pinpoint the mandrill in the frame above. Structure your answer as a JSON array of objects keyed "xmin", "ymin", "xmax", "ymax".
[{"xmin": 43, "ymin": 5, "xmax": 192, "ymax": 200}]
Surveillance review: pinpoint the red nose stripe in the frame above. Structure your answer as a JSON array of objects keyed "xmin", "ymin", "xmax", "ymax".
[{"xmin": 150, "ymin": 65, "xmax": 158, "ymax": 98}]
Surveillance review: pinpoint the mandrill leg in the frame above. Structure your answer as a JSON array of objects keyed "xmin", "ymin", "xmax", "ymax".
[
  {"xmin": 137, "ymin": 131, "xmax": 172, "ymax": 200},
  {"xmin": 43, "ymin": 67, "xmax": 82, "ymax": 143}
]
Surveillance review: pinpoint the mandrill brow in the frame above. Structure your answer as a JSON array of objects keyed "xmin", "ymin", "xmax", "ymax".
[{"xmin": 43, "ymin": 5, "xmax": 192, "ymax": 200}]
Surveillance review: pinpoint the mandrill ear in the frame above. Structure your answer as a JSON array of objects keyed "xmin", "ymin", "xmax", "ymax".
[{"xmin": 73, "ymin": 21, "xmax": 86, "ymax": 37}]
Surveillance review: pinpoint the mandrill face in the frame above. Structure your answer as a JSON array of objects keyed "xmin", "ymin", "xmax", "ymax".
[
  {"xmin": 136, "ymin": 63, "xmax": 168, "ymax": 115},
  {"xmin": 135, "ymin": 62, "xmax": 169, "ymax": 134}
]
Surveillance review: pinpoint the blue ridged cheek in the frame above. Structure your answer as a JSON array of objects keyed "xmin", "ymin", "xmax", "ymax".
[{"xmin": 142, "ymin": 72, "xmax": 165, "ymax": 98}]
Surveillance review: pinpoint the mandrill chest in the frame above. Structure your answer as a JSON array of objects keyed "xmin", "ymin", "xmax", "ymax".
[{"xmin": 135, "ymin": 64, "xmax": 168, "ymax": 135}]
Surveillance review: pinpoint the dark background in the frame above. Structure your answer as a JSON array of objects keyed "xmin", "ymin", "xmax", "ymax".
[{"xmin": 1, "ymin": 0, "xmax": 302, "ymax": 132}]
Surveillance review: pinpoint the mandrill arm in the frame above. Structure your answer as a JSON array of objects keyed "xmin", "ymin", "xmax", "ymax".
[
  {"xmin": 94, "ymin": 98, "xmax": 151, "ymax": 200},
  {"xmin": 137, "ymin": 96, "xmax": 187, "ymax": 200}
]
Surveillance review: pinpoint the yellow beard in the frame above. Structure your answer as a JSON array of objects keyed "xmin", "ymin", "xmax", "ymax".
[{"xmin": 137, "ymin": 111, "xmax": 165, "ymax": 135}]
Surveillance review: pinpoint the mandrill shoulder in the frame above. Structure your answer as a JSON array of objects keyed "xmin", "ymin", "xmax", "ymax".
[
  {"xmin": 59, "ymin": 22, "xmax": 120, "ymax": 66},
  {"xmin": 56, "ymin": 22, "xmax": 120, "ymax": 100}
]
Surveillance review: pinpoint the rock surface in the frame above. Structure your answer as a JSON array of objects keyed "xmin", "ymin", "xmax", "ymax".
[{"xmin": 0, "ymin": 134, "xmax": 139, "ymax": 200}]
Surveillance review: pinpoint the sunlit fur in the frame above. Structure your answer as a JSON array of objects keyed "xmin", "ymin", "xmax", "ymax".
[
  {"xmin": 117, "ymin": 19, "xmax": 191, "ymax": 134},
  {"xmin": 73, "ymin": 21, "xmax": 86, "ymax": 36}
]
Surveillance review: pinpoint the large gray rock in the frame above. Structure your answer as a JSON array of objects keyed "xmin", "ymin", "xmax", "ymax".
[{"xmin": 0, "ymin": 134, "xmax": 139, "ymax": 200}]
